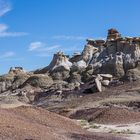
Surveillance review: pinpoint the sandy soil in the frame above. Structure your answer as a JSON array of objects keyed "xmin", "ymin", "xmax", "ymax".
[
  {"xmin": 0, "ymin": 82, "xmax": 139, "ymax": 140},
  {"xmin": 70, "ymin": 107, "xmax": 140, "ymax": 124},
  {"xmin": 35, "ymin": 81, "xmax": 140, "ymax": 140},
  {"xmin": 0, "ymin": 106, "xmax": 125, "ymax": 140}
]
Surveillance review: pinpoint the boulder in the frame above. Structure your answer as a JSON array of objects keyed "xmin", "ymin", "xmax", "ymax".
[
  {"xmin": 95, "ymin": 77, "xmax": 102, "ymax": 92},
  {"xmin": 99, "ymin": 74, "xmax": 113, "ymax": 79},
  {"xmin": 12, "ymin": 73, "xmax": 30, "ymax": 89},
  {"xmin": 81, "ymin": 68, "xmax": 94, "ymax": 82},
  {"xmin": 101, "ymin": 80, "xmax": 110, "ymax": 86},
  {"xmin": 69, "ymin": 72, "xmax": 81, "ymax": 83},
  {"xmin": 126, "ymin": 68, "xmax": 140, "ymax": 81},
  {"xmin": 50, "ymin": 69, "xmax": 70, "ymax": 81},
  {"xmin": 0, "ymin": 74, "xmax": 15, "ymax": 93},
  {"xmin": 22, "ymin": 74, "xmax": 53, "ymax": 88}
]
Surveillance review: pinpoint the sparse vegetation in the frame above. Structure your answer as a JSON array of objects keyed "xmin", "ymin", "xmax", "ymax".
[
  {"xmin": 109, "ymin": 129, "xmax": 135, "ymax": 134},
  {"xmin": 78, "ymin": 119, "xmax": 88, "ymax": 127},
  {"xmin": 89, "ymin": 122, "xmax": 101, "ymax": 129}
]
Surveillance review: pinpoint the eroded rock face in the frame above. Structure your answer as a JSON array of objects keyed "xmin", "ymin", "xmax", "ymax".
[
  {"xmin": 9, "ymin": 67, "xmax": 26, "ymax": 75},
  {"xmin": 22, "ymin": 74, "xmax": 53, "ymax": 89},
  {"xmin": 12, "ymin": 73, "xmax": 30, "ymax": 89},
  {"xmin": 32, "ymin": 29, "xmax": 140, "ymax": 82},
  {"xmin": 100, "ymin": 53, "xmax": 125, "ymax": 78},
  {"xmin": 35, "ymin": 51, "xmax": 72, "ymax": 73},
  {"xmin": 125, "ymin": 62, "xmax": 140, "ymax": 81},
  {"xmin": 81, "ymin": 44, "xmax": 98, "ymax": 64},
  {"xmin": 0, "ymin": 74, "xmax": 15, "ymax": 93},
  {"xmin": 126, "ymin": 68, "xmax": 140, "ymax": 81},
  {"xmin": 0, "ymin": 28, "xmax": 140, "ymax": 97},
  {"xmin": 85, "ymin": 29, "xmax": 140, "ymax": 79},
  {"xmin": 34, "ymin": 51, "xmax": 72, "ymax": 80},
  {"xmin": 33, "ymin": 28, "xmax": 140, "ymax": 83},
  {"xmin": 107, "ymin": 28, "xmax": 121, "ymax": 41},
  {"xmin": 48, "ymin": 52, "xmax": 72, "ymax": 72}
]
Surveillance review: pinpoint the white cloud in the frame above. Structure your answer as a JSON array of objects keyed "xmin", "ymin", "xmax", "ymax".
[
  {"xmin": 28, "ymin": 41, "xmax": 61, "ymax": 57},
  {"xmin": 0, "ymin": 57, "xmax": 24, "ymax": 61},
  {"xmin": 0, "ymin": 0, "xmax": 11, "ymax": 17},
  {"xmin": 0, "ymin": 24, "xmax": 28, "ymax": 37},
  {"xmin": 53, "ymin": 35, "xmax": 87, "ymax": 41},
  {"xmin": 0, "ymin": 51, "xmax": 15, "ymax": 58},
  {"xmin": 53, "ymin": 35, "xmax": 106, "ymax": 41},
  {"xmin": 0, "ymin": 31, "xmax": 28, "ymax": 37},
  {"xmin": 0, "ymin": 24, "xmax": 8, "ymax": 32},
  {"xmin": 29, "ymin": 42, "xmax": 44, "ymax": 51},
  {"xmin": 0, "ymin": 1, "xmax": 28, "ymax": 38},
  {"xmin": 41, "ymin": 45, "xmax": 60, "ymax": 52}
]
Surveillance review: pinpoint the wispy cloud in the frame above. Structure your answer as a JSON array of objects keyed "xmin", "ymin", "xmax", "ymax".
[
  {"xmin": 0, "ymin": 0, "xmax": 11, "ymax": 17},
  {"xmin": 0, "ymin": 24, "xmax": 28, "ymax": 37},
  {"xmin": 28, "ymin": 41, "xmax": 61, "ymax": 57},
  {"xmin": 43, "ymin": 45, "xmax": 60, "ymax": 51},
  {"xmin": 0, "ymin": 24, "xmax": 7, "ymax": 32},
  {"xmin": 52, "ymin": 35, "xmax": 87, "ymax": 41},
  {"xmin": 52, "ymin": 35, "xmax": 106, "ymax": 41},
  {"xmin": 0, "ymin": 31, "xmax": 28, "ymax": 37},
  {"xmin": 29, "ymin": 41, "xmax": 60, "ymax": 52},
  {"xmin": 0, "ymin": 51, "xmax": 25, "ymax": 62},
  {"xmin": 28, "ymin": 41, "xmax": 44, "ymax": 51},
  {"xmin": 36, "ymin": 45, "xmax": 61, "ymax": 57},
  {"xmin": 0, "ymin": 1, "xmax": 28, "ymax": 38},
  {"xmin": 0, "ymin": 57, "xmax": 25, "ymax": 61},
  {"xmin": 0, "ymin": 51, "xmax": 15, "ymax": 58}
]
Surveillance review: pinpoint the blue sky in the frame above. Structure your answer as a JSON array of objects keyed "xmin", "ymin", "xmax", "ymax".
[{"xmin": 0, "ymin": 0, "xmax": 140, "ymax": 74}]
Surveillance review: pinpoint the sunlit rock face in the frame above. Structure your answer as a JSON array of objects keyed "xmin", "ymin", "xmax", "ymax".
[
  {"xmin": 81, "ymin": 44, "xmax": 99, "ymax": 64},
  {"xmin": 34, "ymin": 51, "xmax": 72, "ymax": 80},
  {"xmin": 0, "ymin": 28, "xmax": 140, "ymax": 96},
  {"xmin": 107, "ymin": 28, "xmax": 121, "ymax": 41},
  {"xmin": 34, "ymin": 28, "xmax": 140, "ymax": 80},
  {"xmin": 47, "ymin": 51, "xmax": 72, "ymax": 72},
  {"xmin": 9, "ymin": 67, "xmax": 26, "ymax": 75},
  {"xmin": 84, "ymin": 29, "xmax": 140, "ymax": 78},
  {"xmin": 35, "ymin": 51, "xmax": 72, "ymax": 74}
]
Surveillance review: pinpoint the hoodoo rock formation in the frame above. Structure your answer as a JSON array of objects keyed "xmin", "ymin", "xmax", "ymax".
[
  {"xmin": 34, "ymin": 28, "xmax": 140, "ymax": 82},
  {"xmin": 35, "ymin": 51, "xmax": 72, "ymax": 80},
  {"xmin": 0, "ymin": 28, "xmax": 140, "ymax": 99},
  {"xmin": 0, "ymin": 29, "xmax": 140, "ymax": 140}
]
